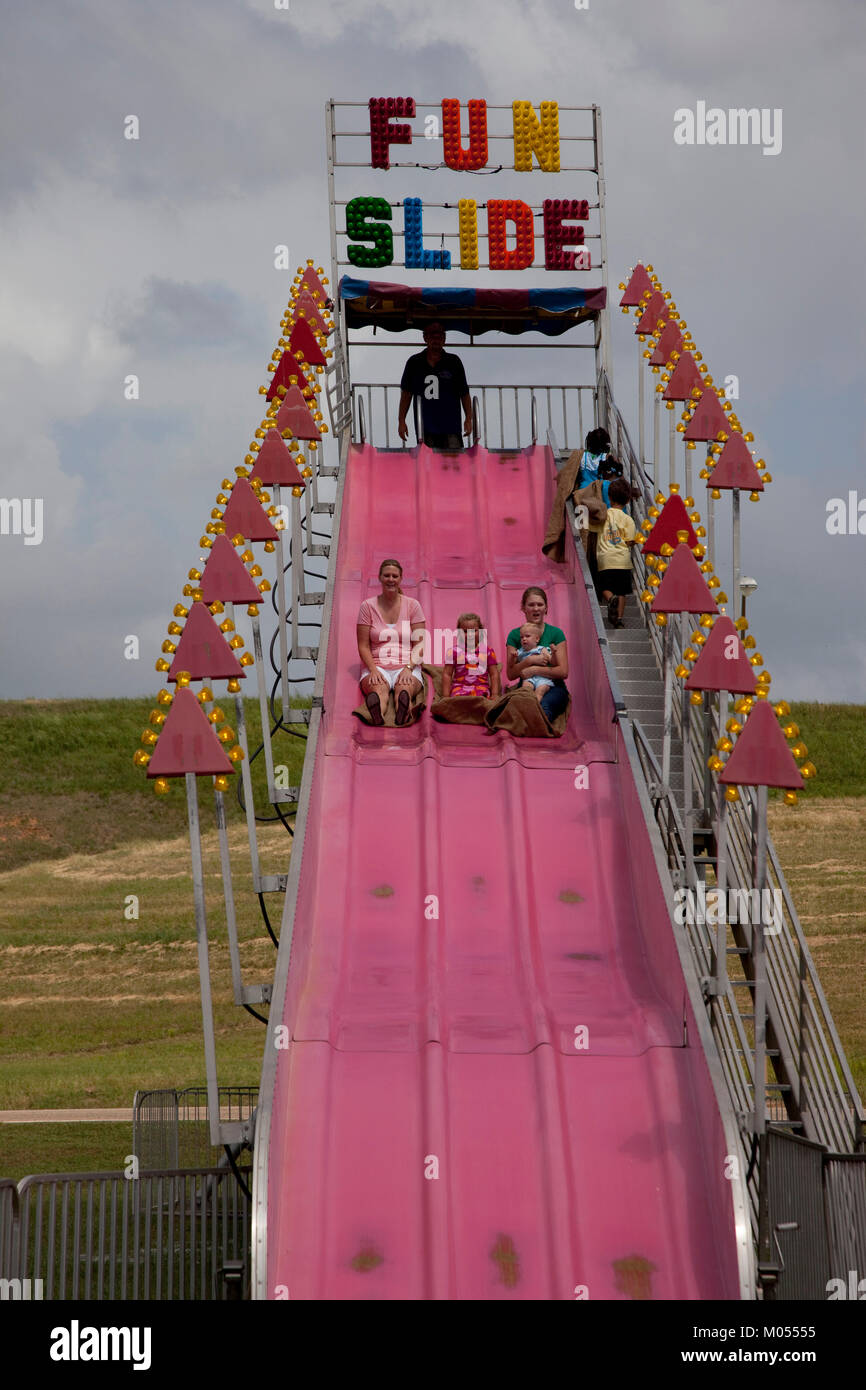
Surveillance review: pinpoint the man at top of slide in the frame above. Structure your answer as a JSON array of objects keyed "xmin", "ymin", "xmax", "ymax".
[{"xmin": 398, "ymin": 322, "xmax": 472, "ymax": 451}]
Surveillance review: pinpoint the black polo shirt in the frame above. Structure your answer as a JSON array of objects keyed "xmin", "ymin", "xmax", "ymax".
[{"xmin": 400, "ymin": 350, "xmax": 468, "ymax": 436}]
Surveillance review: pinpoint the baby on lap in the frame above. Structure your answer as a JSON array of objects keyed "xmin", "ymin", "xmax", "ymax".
[{"xmin": 515, "ymin": 622, "xmax": 555, "ymax": 702}]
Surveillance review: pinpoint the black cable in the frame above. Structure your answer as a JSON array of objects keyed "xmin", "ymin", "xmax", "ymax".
[
  {"xmin": 243, "ymin": 1001, "xmax": 269, "ymax": 1024},
  {"xmin": 223, "ymin": 1144, "xmax": 252, "ymax": 1201},
  {"xmin": 257, "ymin": 891, "xmax": 280, "ymax": 948}
]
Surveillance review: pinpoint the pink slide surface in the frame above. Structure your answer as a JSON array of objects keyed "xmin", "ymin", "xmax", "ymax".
[{"xmin": 264, "ymin": 443, "xmax": 741, "ymax": 1299}]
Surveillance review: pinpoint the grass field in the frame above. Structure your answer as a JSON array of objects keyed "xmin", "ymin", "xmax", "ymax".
[{"xmin": 0, "ymin": 697, "xmax": 864, "ymax": 1179}]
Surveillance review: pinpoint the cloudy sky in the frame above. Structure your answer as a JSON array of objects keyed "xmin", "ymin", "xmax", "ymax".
[{"xmin": 2, "ymin": 0, "xmax": 864, "ymax": 700}]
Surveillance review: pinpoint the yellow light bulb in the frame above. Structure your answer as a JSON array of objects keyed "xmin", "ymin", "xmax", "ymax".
[
  {"xmin": 690, "ymin": 690, "xmax": 703, "ymax": 706},
  {"xmin": 154, "ymin": 778, "xmax": 171, "ymax": 795}
]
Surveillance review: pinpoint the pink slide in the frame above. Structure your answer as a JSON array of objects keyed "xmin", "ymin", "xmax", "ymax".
[{"xmin": 257, "ymin": 443, "xmax": 743, "ymax": 1300}]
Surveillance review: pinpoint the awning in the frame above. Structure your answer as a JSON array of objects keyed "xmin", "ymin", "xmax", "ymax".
[{"xmin": 339, "ymin": 277, "xmax": 607, "ymax": 337}]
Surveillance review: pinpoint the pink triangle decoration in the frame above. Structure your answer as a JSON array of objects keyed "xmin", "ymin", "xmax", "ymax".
[
  {"xmin": 276, "ymin": 385, "xmax": 321, "ymax": 442},
  {"xmin": 635, "ymin": 290, "xmax": 669, "ymax": 335},
  {"xmin": 168, "ymin": 602, "xmax": 245, "ymax": 682},
  {"xmin": 289, "ymin": 317, "xmax": 327, "ymax": 367},
  {"xmin": 685, "ymin": 615, "xmax": 757, "ymax": 694},
  {"xmin": 642, "ymin": 494, "xmax": 699, "ymax": 554},
  {"xmin": 663, "ymin": 351, "xmax": 704, "ymax": 402},
  {"xmin": 200, "ymin": 535, "xmax": 262, "ymax": 605},
  {"xmin": 685, "ymin": 389, "xmax": 730, "ymax": 442},
  {"xmin": 650, "ymin": 321, "xmax": 683, "ymax": 366},
  {"xmin": 249, "ymin": 430, "xmax": 305, "ymax": 488},
  {"xmin": 719, "ymin": 701, "xmax": 805, "ymax": 789},
  {"xmin": 291, "ymin": 290, "xmax": 331, "ymax": 337},
  {"xmin": 147, "ymin": 687, "xmax": 235, "ymax": 778},
  {"xmin": 708, "ymin": 434, "xmax": 764, "ymax": 491},
  {"xmin": 266, "ymin": 350, "xmax": 313, "ymax": 402},
  {"xmin": 651, "ymin": 544, "xmax": 719, "ymax": 615},
  {"xmin": 619, "ymin": 264, "xmax": 654, "ymax": 307},
  {"xmin": 297, "ymin": 266, "xmax": 329, "ymax": 302},
  {"xmin": 221, "ymin": 477, "xmax": 279, "ymax": 542}
]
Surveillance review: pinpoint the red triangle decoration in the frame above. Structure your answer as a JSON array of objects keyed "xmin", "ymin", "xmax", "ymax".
[
  {"xmin": 650, "ymin": 321, "xmax": 683, "ymax": 365},
  {"xmin": 642, "ymin": 494, "xmax": 699, "ymax": 554},
  {"xmin": 147, "ymin": 687, "xmax": 234, "ymax": 778},
  {"xmin": 291, "ymin": 290, "xmax": 331, "ymax": 337},
  {"xmin": 249, "ymin": 430, "xmax": 305, "ymax": 488},
  {"xmin": 200, "ymin": 535, "xmax": 262, "ymax": 605},
  {"xmin": 276, "ymin": 385, "xmax": 321, "ymax": 442},
  {"xmin": 635, "ymin": 290, "xmax": 668, "ymax": 335},
  {"xmin": 619, "ymin": 264, "xmax": 654, "ymax": 307},
  {"xmin": 685, "ymin": 388, "xmax": 730, "ymax": 442},
  {"xmin": 221, "ymin": 477, "xmax": 279, "ymax": 542},
  {"xmin": 663, "ymin": 351, "xmax": 704, "ymax": 402},
  {"xmin": 266, "ymin": 350, "xmax": 314, "ymax": 402},
  {"xmin": 651, "ymin": 544, "xmax": 719, "ymax": 614},
  {"xmin": 719, "ymin": 700, "xmax": 805, "ymax": 789},
  {"xmin": 289, "ymin": 317, "xmax": 327, "ymax": 367},
  {"xmin": 708, "ymin": 433, "xmax": 764, "ymax": 491},
  {"xmin": 296, "ymin": 266, "xmax": 329, "ymax": 302},
  {"xmin": 685, "ymin": 615, "xmax": 757, "ymax": 694},
  {"xmin": 168, "ymin": 602, "xmax": 246, "ymax": 682}
]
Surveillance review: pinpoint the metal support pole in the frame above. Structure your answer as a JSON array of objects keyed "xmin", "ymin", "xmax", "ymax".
[
  {"xmin": 214, "ymin": 787, "xmax": 244, "ymax": 1008},
  {"xmin": 185, "ymin": 772, "xmax": 223, "ymax": 1149},
  {"xmin": 638, "ymin": 353, "xmax": 645, "ymax": 467},
  {"xmin": 653, "ymin": 393, "xmax": 660, "ymax": 483},
  {"xmin": 251, "ymin": 613, "xmax": 277, "ymax": 796},
  {"xmin": 706, "ymin": 454, "xmax": 716, "ymax": 565},
  {"xmin": 753, "ymin": 783, "xmax": 769, "ymax": 1137},
  {"xmin": 226, "ymin": 601, "xmax": 261, "ymax": 893},
  {"xmin": 685, "ymin": 442, "xmax": 693, "ymax": 500},
  {"xmin": 682, "ymin": 626, "xmax": 695, "ymax": 888},
  {"xmin": 732, "ymin": 487, "xmax": 741, "ymax": 631},
  {"xmin": 273, "ymin": 483, "xmax": 291, "ymax": 721},
  {"xmin": 668, "ymin": 408, "xmax": 676, "ymax": 491},
  {"xmin": 662, "ymin": 621, "xmax": 674, "ymax": 788},
  {"xmin": 714, "ymin": 795, "xmax": 729, "ymax": 996}
]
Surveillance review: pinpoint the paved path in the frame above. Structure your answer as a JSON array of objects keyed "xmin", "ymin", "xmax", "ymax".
[{"xmin": 0, "ymin": 1109, "xmax": 133, "ymax": 1123}]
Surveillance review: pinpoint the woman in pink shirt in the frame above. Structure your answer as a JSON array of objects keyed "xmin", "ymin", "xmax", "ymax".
[{"xmin": 357, "ymin": 559, "xmax": 426, "ymax": 725}]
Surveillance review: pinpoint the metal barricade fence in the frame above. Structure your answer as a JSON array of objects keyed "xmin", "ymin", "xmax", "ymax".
[
  {"xmin": 7, "ymin": 1168, "xmax": 249, "ymax": 1301},
  {"xmin": 0, "ymin": 1180, "xmax": 19, "ymax": 1283},
  {"xmin": 133, "ymin": 1087, "xmax": 259, "ymax": 1172}
]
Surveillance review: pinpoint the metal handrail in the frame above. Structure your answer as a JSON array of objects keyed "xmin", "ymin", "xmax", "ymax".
[
  {"xmin": 356, "ymin": 393, "xmax": 366, "ymax": 444},
  {"xmin": 351, "ymin": 382, "xmax": 595, "ymax": 452}
]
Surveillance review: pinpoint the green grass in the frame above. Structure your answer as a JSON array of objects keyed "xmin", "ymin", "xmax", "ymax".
[
  {"xmin": 0, "ymin": 697, "xmax": 310, "ymax": 873},
  {"xmin": 785, "ymin": 704, "xmax": 866, "ymax": 798},
  {"xmin": 0, "ymin": 1124, "xmax": 132, "ymax": 1183}
]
